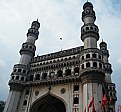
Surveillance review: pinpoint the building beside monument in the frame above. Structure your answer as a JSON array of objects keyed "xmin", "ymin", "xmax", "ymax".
[{"xmin": 4, "ymin": 2, "xmax": 117, "ymax": 112}]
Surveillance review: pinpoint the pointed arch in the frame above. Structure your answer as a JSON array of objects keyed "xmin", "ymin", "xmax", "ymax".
[{"xmin": 30, "ymin": 93, "xmax": 66, "ymax": 112}]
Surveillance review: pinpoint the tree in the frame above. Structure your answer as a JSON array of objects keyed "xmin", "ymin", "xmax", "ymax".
[{"xmin": 0, "ymin": 100, "xmax": 5, "ymax": 112}]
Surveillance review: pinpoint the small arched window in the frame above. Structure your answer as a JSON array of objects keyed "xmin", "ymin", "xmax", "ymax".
[
  {"xmin": 18, "ymin": 69, "xmax": 21, "ymax": 72},
  {"xmin": 23, "ymin": 70, "xmax": 26, "ymax": 74},
  {"xmin": 74, "ymin": 85, "xmax": 79, "ymax": 91},
  {"xmin": 86, "ymin": 54, "xmax": 90, "ymax": 59},
  {"xmin": 86, "ymin": 62, "xmax": 90, "ymax": 67},
  {"xmin": 86, "ymin": 27, "xmax": 89, "ymax": 30},
  {"xmin": 82, "ymin": 56, "xmax": 84, "ymax": 60},
  {"xmin": 90, "ymin": 26, "xmax": 93, "ymax": 30},
  {"xmin": 42, "ymin": 73, "xmax": 47, "ymax": 79},
  {"xmin": 14, "ymin": 69, "xmax": 17, "ymax": 72},
  {"xmin": 99, "ymin": 63, "xmax": 102, "ymax": 68},
  {"xmin": 99, "ymin": 55, "xmax": 101, "ymax": 59},
  {"xmin": 21, "ymin": 77, "xmax": 24, "ymax": 81},
  {"xmin": 25, "ymin": 90, "xmax": 30, "ymax": 95},
  {"xmin": 73, "ymin": 97, "xmax": 79, "ymax": 104},
  {"xmin": 113, "ymin": 87, "xmax": 115, "ymax": 90},
  {"xmin": 110, "ymin": 92, "xmax": 112, "ymax": 96},
  {"xmin": 94, "ymin": 28, "xmax": 97, "ymax": 31},
  {"xmin": 82, "ymin": 29, "xmax": 84, "ymax": 32},
  {"xmin": 92, "ymin": 54, "xmax": 97, "ymax": 58},
  {"xmin": 74, "ymin": 67, "xmax": 79, "ymax": 74},
  {"xmin": 29, "ymin": 46, "xmax": 32, "ymax": 49},
  {"xmin": 93, "ymin": 62, "xmax": 97, "ymax": 67},
  {"xmin": 109, "ymin": 86, "xmax": 112, "ymax": 90},
  {"xmin": 16, "ymin": 76, "xmax": 19, "ymax": 80},
  {"xmin": 65, "ymin": 69, "xmax": 71, "ymax": 76},
  {"xmin": 82, "ymin": 64, "xmax": 84, "ymax": 69},
  {"xmin": 23, "ymin": 100, "xmax": 27, "ymax": 106},
  {"xmin": 12, "ymin": 76, "xmax": 14, "ymax": 80},
  {"xmin": 35, "ymin": 74, "xmax": 40, "ymax": 80},
  {"xmin": 57, "ymin": 70, "xmax": 63, "ymax": 77}
]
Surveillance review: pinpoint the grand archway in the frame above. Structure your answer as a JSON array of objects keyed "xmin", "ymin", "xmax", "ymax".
[{"xmin": 30, "ymin": 94, "xmax": 66, "ymax": 112}]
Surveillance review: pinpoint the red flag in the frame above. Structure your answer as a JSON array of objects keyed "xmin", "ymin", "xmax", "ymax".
[
  {"xmin": 100, "ymin": 95, "xmax": 108, "ymax": 110},
  {"xmin": 88, "ymin": 97, "xmax": 94, "ymax": 109},
  {"xmin": 92, "ymin": 103, "xmax": 95, "ymax": 112},
  {"xmin": 84, "ymin": 107, "xmax": 86, "ymax": 112}
]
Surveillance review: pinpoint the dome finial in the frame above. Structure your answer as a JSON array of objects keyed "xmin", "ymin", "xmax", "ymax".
[{"xmin": 102, "ymin": 38, "xmax": 103, "ymax": 42}]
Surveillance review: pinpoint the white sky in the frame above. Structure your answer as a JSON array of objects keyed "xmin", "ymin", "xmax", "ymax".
[{"xmin": 0, "ymin": 0, "xmax": 121, "ymax": 109}]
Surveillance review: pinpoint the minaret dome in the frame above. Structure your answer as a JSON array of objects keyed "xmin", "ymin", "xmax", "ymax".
[
  {"xmin": 100, "ymin": 41, "xmax": 107, "ymax": 50},
  {"xmin": 83, "ymin": 2, "xmax": 93, "ymax": 10},
  {"xmin": 82, "ymin": 2, "xmax": 96, "ymax": 24}
]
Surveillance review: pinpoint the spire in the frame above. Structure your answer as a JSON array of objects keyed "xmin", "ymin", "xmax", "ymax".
[
  {"xmin": 19, "ymin": 20, "xmax": 40, "ymax": 65},
  {"xmin": 100, "ymin": 40, "xmax": 107, "ymax": 50},
  {"xmin": 27, "ymin": 20, "xmax": 40, "ymax": 40},
  {"xmin": 81, "ymin": 2, "xmax": 99, "ymax": 49},
  {"xmin": 82, "ymin": 2, "xmax": 95, "ymax": 23}
]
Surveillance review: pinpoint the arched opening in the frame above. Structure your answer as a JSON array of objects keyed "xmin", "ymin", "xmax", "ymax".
[
  {"xmin": 92, "ymin": 54, "xmax": 97, "ymax": 58},
  {"xmin": 16, "ymin": 76, "xmax": 19, "ymax": 80},
  {"xmin": 82, "ymin": 64, "xmax": 84, "ymax": 69},
  {"xmin": 74, "ymin": 85, "xmax": 79, "ymax": 92},
  {"xmin": 99, "ymin": 63, "xmax": 102, "ymax": 68},
  {"xmin": 65, "ymin": 69, "xmax": 71, "ymax": 76},
  {"xmin": 23, "ymin": 100, "xmax": 27, "ymax": 106},
  {"xmin": 57, "ymin": 70, "xmax": 63, "ymax": 77},
  {"xmin": 86, "ymin": 62, "xmax": 90, "ymax": 67},
  {"xmin": 86, "ymin": 27, "xmax": 89, "ymax": 30},
  {"xmin": 86, "ymin": 54, "xmax": 90, "ymax": 59},
  {"xmin": 30, "ymin": 94, "xmax": 66, "ymax": 112},
  {"xmin": 25, "ymin": 90, "xmax": 30, "ymax": 95},
  {"xmin": 98, "ymin": 55, "xmax": 101, "ymax": 59},
  {"xmin": 73, "ymin": 97, "xmax": 79, "ymax": 104},
  {"xmin": 42, "ymin": 73, "xmax": 47, "ymax": 79},
  {"xmin": 14, "ymin": 69, "xmax": 17, "ymax": 72},
  {"xmin": 74, "ymin": 67, "xmax": 79, "ymax": 75},
  {"xmin": 93, "ymin": 62, "xmax": 97, "ymax": 67},
  {"xmin": 18, "ymin": 69, "xmax": 21, "ymax": 72},
  {"xmin": 35, "ymin": 74, "xmax": 40, "ymax": 80},
  {"xmin": 82, "ymin": 56, "xmax": 84, "ymax": 60},
  {"xmin": 21, "ymin": 77, "xmax": 24, "ymax": 81},
  {"xmin": 11, "ymin": 76, "xmax": 14, "ymax": 80},
  {"xmin": 23, "ymin": 70, "xmax": 26, "ymax": 74}
]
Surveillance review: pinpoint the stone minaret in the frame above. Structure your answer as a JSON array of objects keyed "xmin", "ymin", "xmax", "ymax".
[
  {"xmin": 100, "ymin": 41, "xmax": 117, "ymax": 111},
  {"xmin": 3, "ymin": 20, "xmax": 40, "ymax": 112},
  {"xmin": 100, "ymin": 41, "xmax": 112, "ymax": 82},
  {"xmin": 80, "ymin": 2, "xmax": 105, "ymax": 112}
]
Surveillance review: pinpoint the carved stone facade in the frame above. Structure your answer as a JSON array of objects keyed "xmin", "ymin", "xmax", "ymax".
[{"xmin": 4, "ymin": 2, "xmax": 117, "ymax": 112}]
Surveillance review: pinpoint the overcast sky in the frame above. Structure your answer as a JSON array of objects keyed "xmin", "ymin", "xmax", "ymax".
[{"xmin": 0, "ymin": 0, "xmax": 121, "ymax": 109}]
